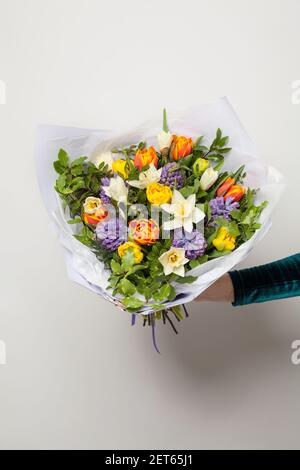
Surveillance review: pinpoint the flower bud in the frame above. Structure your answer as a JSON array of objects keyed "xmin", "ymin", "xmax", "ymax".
[
  {"xmin": 199, "ymin": 168, "xmax": 219, "ymax": 191},
  {"xmin": 170, "ymin": 135, "xmax": 193, "ymax": 161},
  {"xmin": 224, "ymin": 184, "xmax": 246, "ymax": 202},
  {"xmin": 216, "ymin": 177, "xmax": 235, "ymax": 197},
  {"xmin": 157, "ymin": 131, "xmax": 173, "ymax": 152},
  {"xmin": 134, "ymin": 146, "xmax": 158, "ymax": 170},
  {"xmin": 192, "ymin": 158, "xmax": 209, "ymax": 176}
]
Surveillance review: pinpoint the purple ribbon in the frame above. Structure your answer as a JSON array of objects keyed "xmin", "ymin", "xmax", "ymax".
[{"xmin": 151, "ymin": 313, "xmax": 160, "ymax": 354}]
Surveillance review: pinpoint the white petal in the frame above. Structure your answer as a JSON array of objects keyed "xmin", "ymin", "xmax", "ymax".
[
  {"xmin": 173, "ymin": 265, "xmax": 185, "ymax": 277},
  {"xmin": 149, "ymin": 163, "xmax": 162, "ymax": 178},
  {"xmin": 163, "ymin": 219, "xmax": 182, "ymax": 231},
  {"xmin": 183, "ymin": 218, "xmax": 193, "ymax": 233},
  {"xmin": 163, "ymin": 264, "xmax": 174, "ymax": 276},
  {"xmin": 158, "ymin": 252, "xmax": 173, "ymax": 275},
  {"xmin": 174, "ymin": 247, "xmax": 186, "ymax": 258},
  {"xmin": 172, "ymin": 189, "xmax": 185, "ymax": 204},
  {"xmin": 161, "ymin": 204, "xmax": 174, "ymax": 214},
  {"xmin": 187, "ymin": 193, "xmax": 196, "ymax": 205},
  {"xmin": 92, "ymin": 151, "xmax": 114, "ymax": 170},
  {"xmin": 193, "ymin": 206, "xmax": 206, "ymax": 223},
  {"xmin": 128, "ymin": 180, "xmax": 144, "ymax": 189}
]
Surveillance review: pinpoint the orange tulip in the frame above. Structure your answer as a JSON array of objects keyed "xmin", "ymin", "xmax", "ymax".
[
  {"xmin": 224, "ymin": 184, "xmax": 246, "ymax": 202},
  {"xmin": 82, "ymin": 209, "xmax": 108, "ymax": 225},
  {"xmin": 170, "ymin": 135, "xmax": 193, "ymax": 161},
  {"xmin": 216, "ymin": 177, "xmax": 235, "ymax": 197},
  {"xmin": 129, "ymin": 219, "xmax": 160, "ymax": 245},
  {"xmin": 134, "ymin": 146, "xmax": 158, "ymax": 170}
]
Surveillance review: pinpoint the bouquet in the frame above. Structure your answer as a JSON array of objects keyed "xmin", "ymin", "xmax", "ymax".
[{"xmin": 36, "ymin": 98, "xmax": 283, "ymax": 351}]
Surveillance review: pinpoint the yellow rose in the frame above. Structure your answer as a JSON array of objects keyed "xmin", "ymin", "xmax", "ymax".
[
  {"xmin": 213, "ymin": 226, "xmax": 236, "ymax": 252},
  {"xmin": 146, "ymin": 183, "xmax": 172, "ymax": 206},
  {"xmin": 112, "ymin": 159, "xmax": 129, "ymax": 179},
  {"xmin": 118, "ymin": 241, "xmax": 144, "ymax": 264}
]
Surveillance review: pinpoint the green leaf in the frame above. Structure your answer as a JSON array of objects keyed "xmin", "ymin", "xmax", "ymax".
[
  {"xmin": 206, "ymin": 153, "xmax": 224, "ymax": 164},
  {"xmin": 126, "ymin": 264, "xmax": 149, "ymax": 276},
  {"xmin": 194, "ymin": 136, "xmax": 204, "ymax": 147},
  {"xmin": 227, "ymin": 221, "xmax": 240, "ymax": 237},
  {"xmin": 71, "ymin": 157, "xmax": 87, "ymax": 167},
  {"xmin": 219, "ymin": 136, "xmax": 229, "ymax": 147},
  {"xmin": 180, "ymin": 185, "xmax": 195, "ymax": 198},
  {"xmin": 217, "ymin": 147, "xmax": 232, "ymax": 154},
  {"xmin": 53, "ymin": 161, "xmax": 66, "ymax": 174},
  {"xmin": 111, "ymin": 260, "xmax": 123, "ymax": 275},
  {"xmin": 119, "ymin": 279, "xmax": 136, "ymax": 296},
  {"xmin": 153, "ymin": 283, "xmax": 171, "ymax": 302},
  {"xmin": 175, "ymin": 276, "xmax": 197, "ymax": 284},
  {"xmin": 194, "ymin": 145, "xmax": 209, "ymax": 153},
  {"xmin": 121, "ymin": 249, "xmax": 136, "ymax": 272},
  {"xmin": 58, "ymin": 149, "xmax": 69, "ymax": 168},
  {"xmin": 108, "ymin": 275, "xmax": 120, "ymax": 288},
  {"xmin": 168, "ymin": 285, "xmax": 177, "ymax": 301},
  {"xmin": 122, "ymin": 297, "xmax": 144, "ymax": 310},
  {"xmin": 137, "ymin": 284, "xmax": 152, "ymax": 300},
  {"xmin": 230, "ymin": 209, "xmax": 242, "ymax": 221},
  {"xmin": 189, "ymin": 255, "xmax": 208, "ymax": 269},
  {"xmin": 232, "ymin": 165, "xmax": 246, "ymax": 184},
  {"xmin": 163, "ymin": 108, "xmax": 169, "ymax": 132},
  {"xmin": 56, "ymin": 174, "xmax": 66, "ymax": 192},
  {"xmin": 67, "ymin": 217, "xmax": 82, "ymax": 225},
  {"xmin": 69, "ymin": 177, "xmax": 86, "ymax": 192},
  {"xmin": 177, "ymin": 153, "xmax": 194, "ymax": 168}
]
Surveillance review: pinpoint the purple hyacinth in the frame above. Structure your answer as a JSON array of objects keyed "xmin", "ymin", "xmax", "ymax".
[
  {"xmin": 172, "ymin": 229, "xmax": 207, "ymax": 260},
  {"xmin": 95, "ymin": 217, "xmax": 127, "ymax": 251},
  {"xmin": 160, "ymin": 162, "xmax": 185, "ymax": 189},
  {"xmin": 209, "ymin": 196, "xmax": 239, "ymax": 225},
  {"xmin": 99, "ymin": 177, "xmax": 111, "ymax": 204}
]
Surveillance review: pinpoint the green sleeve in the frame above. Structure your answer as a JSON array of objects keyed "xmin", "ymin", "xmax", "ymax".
[{"xmin": 229, "ymin": 253, "xmax": 300, "ymax": 306}]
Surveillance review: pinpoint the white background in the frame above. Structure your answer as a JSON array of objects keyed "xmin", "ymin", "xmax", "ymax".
[{"xmin": 0, "ymin": 0, "xmax": 299, "ymax": 450}]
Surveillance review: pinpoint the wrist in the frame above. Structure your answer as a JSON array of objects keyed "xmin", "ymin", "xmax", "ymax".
[{"xmin": 197, "ymin": 273, "xmax": 234, "ymax": 303}]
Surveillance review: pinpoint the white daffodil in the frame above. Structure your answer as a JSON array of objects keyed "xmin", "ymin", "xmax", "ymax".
[
  {"xmin": 159, "ymin": 247, "xmax": 189, "ymax": 277},
  {"xmin": 92, "ymin": 151, "xmax": 114, "ymax": 170},
  {"xmin": 199, "ymin": 167, "xmax": 219, "ymax": 191},
  {"xmin": 103, "ymin": 175, "xmax": 128, "ymax": 204},
  {"xmin": 157, "ymin": 130, "xmax": 173, "ymax": 152},
  {"xmin": 162, "ymin": 190, "xmax": 205, "ymax": 233},
  {"xmin": 128, "ymin": 163, "xmax": 162, "ymax": 189}
]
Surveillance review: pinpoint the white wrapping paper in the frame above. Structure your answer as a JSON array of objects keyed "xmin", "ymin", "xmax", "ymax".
[{"xmin": 35, "ymin": 98, "xmax": 284, "ymax": 314}]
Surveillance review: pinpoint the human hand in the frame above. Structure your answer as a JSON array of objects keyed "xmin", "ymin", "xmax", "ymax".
[{"xmin": 196, "ymin": 273, "xmax": 234, "ymax": 303}]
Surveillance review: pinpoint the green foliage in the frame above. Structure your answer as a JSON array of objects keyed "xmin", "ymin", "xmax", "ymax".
[{"xmin": 53, "ymin": 148, "xmax": 113, "ymax": 218}]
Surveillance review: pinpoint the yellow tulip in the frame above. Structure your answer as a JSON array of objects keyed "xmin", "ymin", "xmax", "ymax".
[
  {"xmin": 213, "ymin": 226, "xmax": 236, "ymax": 252},
  {"xmin": 118, "ymin": 242, "xmax": 144, "ymax": 264},
  {"xmin": 146, "ymin": 183, "xmax": 172, "ymax": 206},
  {"xmin": 112, "ymin": 159, "xmax": 129, "ymax": 179}
]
